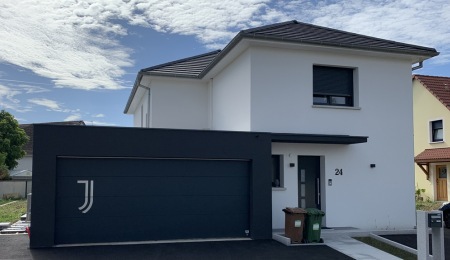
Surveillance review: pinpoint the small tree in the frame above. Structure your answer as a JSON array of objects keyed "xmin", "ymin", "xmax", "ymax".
[
  {"xmin": 0, "ymin": 153, "xmax": 10, "ymax": 180},
  {"xmin": 0, "ymin": 110, "xmax": 29, "ymax": 170}
]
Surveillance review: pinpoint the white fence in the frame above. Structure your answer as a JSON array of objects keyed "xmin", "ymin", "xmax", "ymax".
[{"xmin": 0, "ymin": 180, "xmax": 32, "ymax": 199}]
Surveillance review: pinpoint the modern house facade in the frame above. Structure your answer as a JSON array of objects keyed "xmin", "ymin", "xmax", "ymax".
[
  {"xmin": 123, "ymin": 21, "xmax": 438, "ymax": 232},
  {"xmin": 413, "ymin": 75, "xmax": 450, "ymax": 202}
]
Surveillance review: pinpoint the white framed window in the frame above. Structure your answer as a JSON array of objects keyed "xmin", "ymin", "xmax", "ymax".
[{"xmin": 430, "ymin": 119, "xmax": 443, "ymax": 142}]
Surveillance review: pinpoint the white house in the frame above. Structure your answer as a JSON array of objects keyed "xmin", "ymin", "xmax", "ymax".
[{"xmin": 124, "ymin": 21, "xmax": 438, "ymax": 230}]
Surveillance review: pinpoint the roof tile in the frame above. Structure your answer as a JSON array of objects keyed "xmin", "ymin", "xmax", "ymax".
[
  {"xmin": 414, "ymin": 75, "xmax": 450, "ymax": 110},
  {"xmin": 415, "ymin": 147, "xmax": 450, "ymax": 163}
]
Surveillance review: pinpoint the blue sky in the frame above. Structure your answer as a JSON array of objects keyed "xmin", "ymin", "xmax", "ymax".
[{"xmin": 1, "ymin": 0, "xmax": 450, "ymax": 127}]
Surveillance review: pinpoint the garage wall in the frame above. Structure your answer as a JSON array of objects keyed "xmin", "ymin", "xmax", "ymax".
[
  {"xmin": 31, "ymin": 125, "xmax": 272, "ymax": 248},
  {"xmin": 55, "ymin": 158, "xmax": 250, "ymax": 244}
]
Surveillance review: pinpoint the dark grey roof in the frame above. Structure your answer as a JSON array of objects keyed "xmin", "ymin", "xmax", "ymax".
[
  {"xmin": 241, "ymin": 20, "xmax": 438, "ymax": 56},
  {"xmin": 125, "ymin": 20, "xmax": 439, "ymax": 113},
  {"xmin": 141, "ymin": 50, "xmax": 221, "ymax": 78}
]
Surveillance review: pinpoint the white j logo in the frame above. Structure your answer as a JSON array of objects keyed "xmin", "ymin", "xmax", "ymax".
[{"xmin": 77, "ymin": 180, "xmax": 94, "ymax": 214}]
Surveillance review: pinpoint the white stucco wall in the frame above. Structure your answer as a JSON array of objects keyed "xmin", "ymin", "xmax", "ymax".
[
  {"xmin": 211, "ymin": 49, "xmax": 251, "ymax": 131},
  {"xmin": 246, "ymin": 46, "xmax": 416, "ymax": 230},
  {"xmin": 134, "ymin": 77, "xmax": 209, "ymax": 129}
]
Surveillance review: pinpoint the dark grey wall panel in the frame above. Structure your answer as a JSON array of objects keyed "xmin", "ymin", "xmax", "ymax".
[
  {"xmin": 31, "ymin": 126, "xmax": 272, "ymax": 248},
  {"xmin": 55, "ymin": 158, "xmax": 249, "ymax": 244}
]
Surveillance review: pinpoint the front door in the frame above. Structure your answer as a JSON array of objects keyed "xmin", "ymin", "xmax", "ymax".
[
  {"xmin": 298, "ymin": 156, "xmax": 321, "ymax": 209},
  {"xmin": 436, "ymin": 165, "xmax": 448, "ymax": 201}
]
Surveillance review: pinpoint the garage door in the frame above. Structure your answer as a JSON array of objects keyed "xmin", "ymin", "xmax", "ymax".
[{"xmin": 55, "ymin": 157, "xmax": 250, "ymax": 245}]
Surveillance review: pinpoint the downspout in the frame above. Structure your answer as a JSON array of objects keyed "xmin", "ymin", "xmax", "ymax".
[
  {"xmin": 147, "ymin": 87, "xmax": 150, "ymax": 128},
  {"xmin": 412, "ymin": 61, "xmax": 423, "ymax": 71}
]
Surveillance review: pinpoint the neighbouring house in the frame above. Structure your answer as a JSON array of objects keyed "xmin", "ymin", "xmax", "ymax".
[
  {"xmin": 413, "ymin": 75, "xmax": 450, "ymax": 202},
  {"xmin": 0, "ymin": 121, "xmax": 86, "ymax": 199},
  {"xmin": 124, "ymin": 20, "xmax": 438, "ymax": 231}
]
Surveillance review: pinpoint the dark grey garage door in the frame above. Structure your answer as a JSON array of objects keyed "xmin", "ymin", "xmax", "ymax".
[{"xmin": 55, "ymin": 157, "xmax": 250, "ymax": 245}]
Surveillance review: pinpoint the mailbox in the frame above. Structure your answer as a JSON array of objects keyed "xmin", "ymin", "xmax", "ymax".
[{"xmin": 428, "ymin": 212, "xmax": 442, "ymax": 228}]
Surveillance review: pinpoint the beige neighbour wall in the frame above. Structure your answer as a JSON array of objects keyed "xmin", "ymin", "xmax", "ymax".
[{"xmin": 413, "ymin": 79, "xmax": 450, "ymax": 200}]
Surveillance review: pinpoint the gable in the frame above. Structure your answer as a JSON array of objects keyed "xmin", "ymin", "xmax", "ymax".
[{"xmin": 413, "ymin": 75, "xmax": 450, "ymax": 111}]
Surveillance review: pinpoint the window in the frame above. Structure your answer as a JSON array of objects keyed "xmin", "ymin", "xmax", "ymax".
[
  {"xmin": 272, "ymin": 155, "xmax": 283, "ymax": 188},
  {"xmin": 431, "ymin": 120, "xmax": 443, "ymax": 142},
  {"xmin": 313, "ymin": 65, "xmax": 354, "ymax": 106}
]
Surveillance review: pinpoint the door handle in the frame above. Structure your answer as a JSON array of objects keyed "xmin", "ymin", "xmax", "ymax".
[{"xmin": 316, "ymin": 178, "xmax": 320, "ymax": 206}]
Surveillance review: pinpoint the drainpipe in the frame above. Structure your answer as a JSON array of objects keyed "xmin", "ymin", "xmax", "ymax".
[
  {"xmin": 147, "ymin": 87, "xmax": 150, "ymax": 128},
  {"xmin": 412, "ymin": 61, "xmax": 423, "ymax": 71}
]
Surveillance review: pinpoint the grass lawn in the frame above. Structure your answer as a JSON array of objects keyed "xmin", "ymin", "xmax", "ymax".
[
  {"xmin": 0, "ymin": 199, "xmax": 27, "ymax": 223},
  {"xmin": 353, "ymin": 237, "xmax": 416, "ymax": 260}
]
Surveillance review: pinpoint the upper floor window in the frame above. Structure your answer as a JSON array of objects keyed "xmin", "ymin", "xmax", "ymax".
[
  {"xmin": 313, "ymin": 66, "xmax": 354, "ymax": 107},
  {"xmin": 431, "ymin": 120, "xmax": 443, "ymax": 142}
]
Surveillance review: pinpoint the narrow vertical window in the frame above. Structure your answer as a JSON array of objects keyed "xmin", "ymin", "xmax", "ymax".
[
  {"xmin": 431, "ymin": 120, "xmax": 443, "ymax": 142},
  {"xmin": 272, "ymin": 155, "xmax": 283, "ymax": 187}
]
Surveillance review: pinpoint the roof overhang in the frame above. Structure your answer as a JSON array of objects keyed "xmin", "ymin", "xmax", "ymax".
[
  {"xmin": 271, "ymin": 133, "xmax": 368, "ymax": 144},
  {"xmin": 414, "ymin": 147, "xmax": 450, "ymax": 179}
]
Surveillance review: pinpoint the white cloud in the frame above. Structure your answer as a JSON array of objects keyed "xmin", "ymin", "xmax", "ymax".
[
  {"xmin": 0, "ymin": 84, "xmax": 31, "ymax": 112},
  {"xmin": 64, "ymin": 113, "xmax": 82, "ymax": 121},
  {"xmin": 28, "ymin": 97, "xmax": 81, "ymax": 114},
  {"xmin": 0, "ymin": 0, "xmax": 449, "ymax": 95},
  {"xmin": 92, "ymin": 113, "xmax": 105, "ymax": 118},
  {"xmin": 28, "ymin": 98, "xmax": 63, "ymax": 111},
  {"xmin": 0, "ymin": 0, "xmax": 133, "ymax": 91}
]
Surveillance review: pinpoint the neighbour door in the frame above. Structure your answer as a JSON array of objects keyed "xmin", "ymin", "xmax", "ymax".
[
  {"xmin": 298, "ymin": 156, "xmax": 321, "ymax": 209},
  {"xmin": 436, "ymin": 165, "xmax": 448, "ymax": 201}
]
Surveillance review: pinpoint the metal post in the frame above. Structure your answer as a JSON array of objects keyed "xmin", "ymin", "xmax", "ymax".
[
  {"xmin": 26, "ymin": 193, "xmax": 32, "ymax": 222},
  {"xmin": 417, "ymin": 210, "xmax": 431, "ymax": 260}
]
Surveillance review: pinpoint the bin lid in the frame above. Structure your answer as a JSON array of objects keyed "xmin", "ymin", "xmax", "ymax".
[
  {"xmin": 282, "ymin": 207, "xmax": 307, "ymax": 214},
  {"xmin": 305, "ymin": 208, "xmax": 325, "ymax": 216}
]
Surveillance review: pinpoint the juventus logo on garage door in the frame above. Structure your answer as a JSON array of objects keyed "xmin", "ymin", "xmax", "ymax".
[{"xmin": 77, "ymin": 180, "xmax": 94, "ymax": 214}]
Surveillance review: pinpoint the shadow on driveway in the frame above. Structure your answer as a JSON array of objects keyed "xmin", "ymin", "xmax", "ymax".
[{"xmin": 1, "ymin": 235, "xmax": 353, "ymax": 260}]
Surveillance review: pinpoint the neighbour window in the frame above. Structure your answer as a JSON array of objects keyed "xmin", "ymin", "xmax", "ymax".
[
  {"xmin": 431, "ymin": 120, "xmax": 443, "ymax": 142},
  {"xmin": 272, "ymin": 155, "xmax": 283, "ymax": 188},
  {"xmin": 313, "ymin": 65, "xmax": 354, "ymax": 106}
]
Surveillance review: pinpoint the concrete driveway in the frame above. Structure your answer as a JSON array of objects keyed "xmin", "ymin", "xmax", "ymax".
[{"xmin": 0, "ymin": 235, "xmax": 353, "ymax": 260}]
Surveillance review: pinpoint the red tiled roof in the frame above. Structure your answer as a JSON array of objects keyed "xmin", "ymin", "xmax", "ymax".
[
  {"xmin": 415, "ymin": 147, "xmax": 450, "ymax": 163},
  {"xmin": 414, "ymin": 74, "xmax": 450, "ymax": 110}
]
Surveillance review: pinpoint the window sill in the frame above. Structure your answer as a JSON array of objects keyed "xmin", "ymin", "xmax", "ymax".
[
  {"xmin": 272, "ymin": 187, "xmax": 287, "ymax": 191},
  {"xmin": 312, "ymin": 105, "xmax": 361, "ymax": 110},
  {"xmin": 430, "ymin": 141, "xmax": 444, "ymax": 144}
]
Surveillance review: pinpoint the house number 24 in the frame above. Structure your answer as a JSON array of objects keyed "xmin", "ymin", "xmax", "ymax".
[{"xmin": 335, "ymin": 168, "xmax": 343, "ymax": 175}]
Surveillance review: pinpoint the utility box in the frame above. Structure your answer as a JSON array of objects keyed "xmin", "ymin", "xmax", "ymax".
[
  {"xmin": 428, "ymin": 212, "xmax": 442, "ymax": 228},
  {"xmin": 283, "ymin": 207, "xmax": 307, "ymax": 244},
  {"xmin": 417, "ymin": 210, "xmax": 445, "ymax": 260}
]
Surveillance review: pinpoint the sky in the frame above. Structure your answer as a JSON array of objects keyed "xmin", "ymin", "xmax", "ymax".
[{"xmin": 1, "ymin": 0, "xmax": 450, "ymax": 127}]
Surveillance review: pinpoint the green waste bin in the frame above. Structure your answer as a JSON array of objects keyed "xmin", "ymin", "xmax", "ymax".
[{"xmin": 304, "ymin": 208, "xmax": 325, "ymax": 243}]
